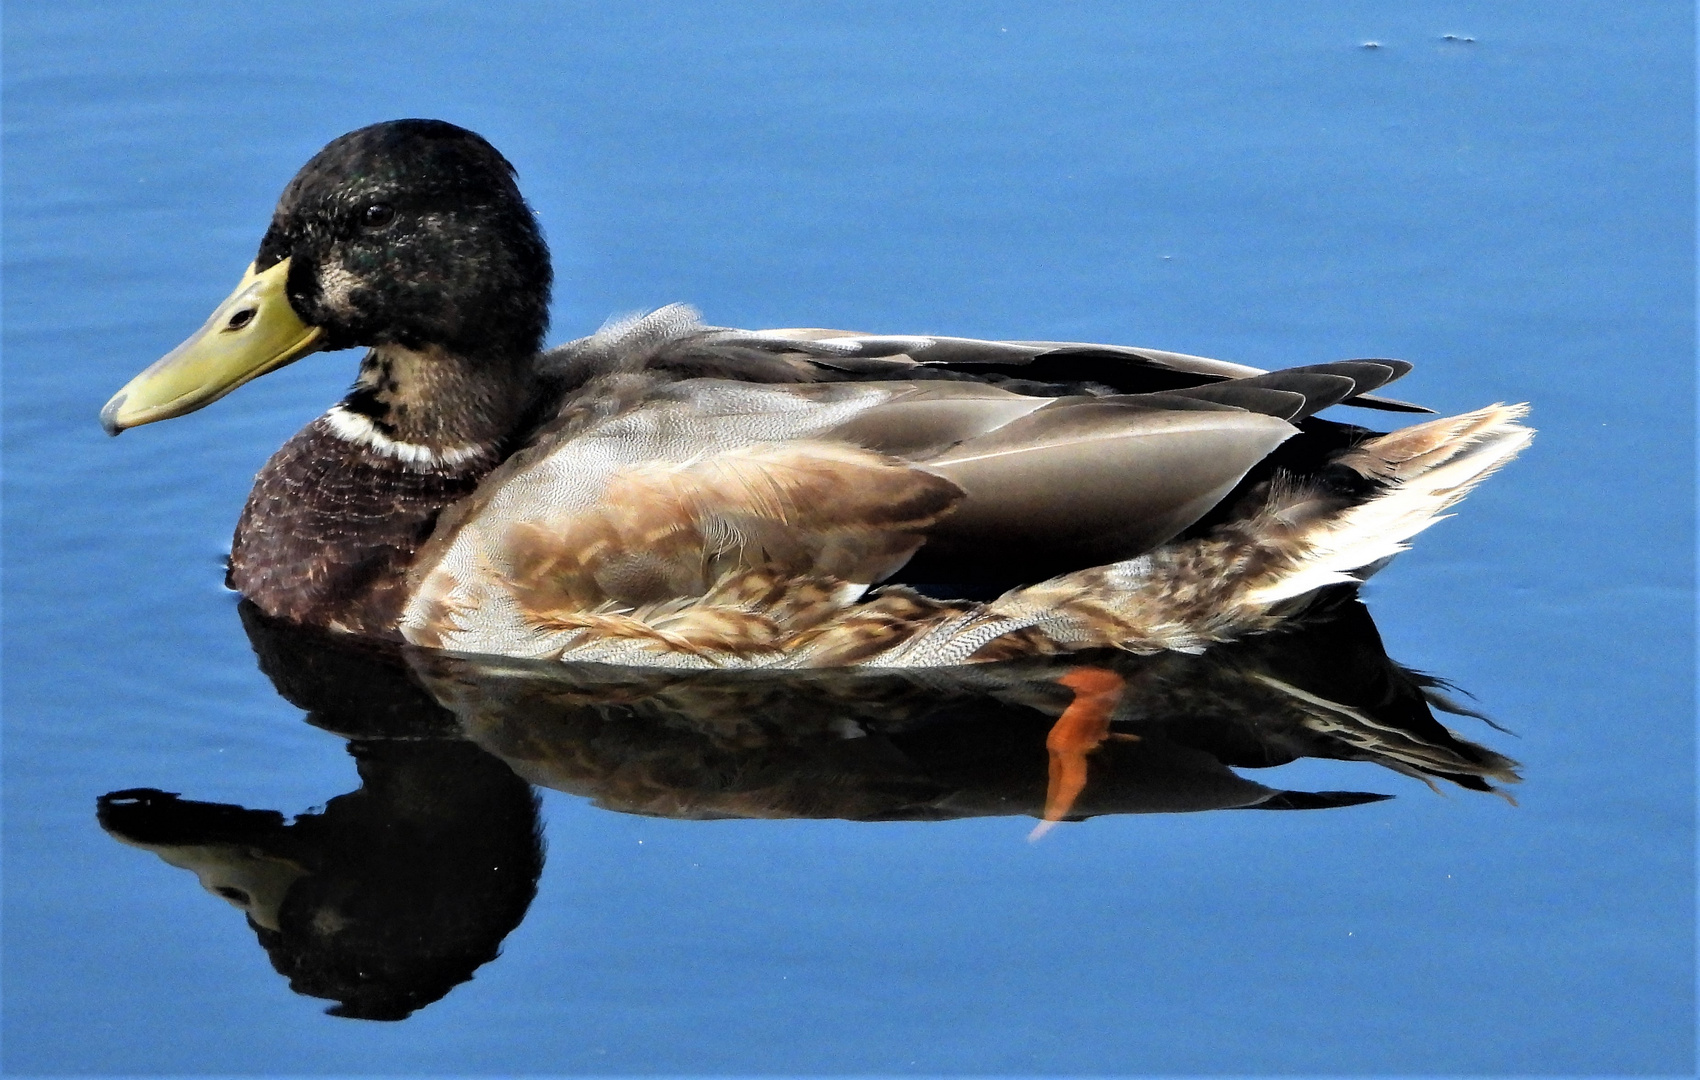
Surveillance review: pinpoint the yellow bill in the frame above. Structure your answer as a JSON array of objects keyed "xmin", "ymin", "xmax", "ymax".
[{"xmin": 101, "ymin": 258, "xmax": 323, "ymax": 435}]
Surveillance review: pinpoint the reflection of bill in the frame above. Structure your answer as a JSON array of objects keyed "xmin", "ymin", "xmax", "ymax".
[
  {"xmin": 98, "ymin": 591, "xmax": 1515, "ymax": 1020},
  {"xmin": 101, "ymin": 794, "xmax": 305, "ymax": 933}
]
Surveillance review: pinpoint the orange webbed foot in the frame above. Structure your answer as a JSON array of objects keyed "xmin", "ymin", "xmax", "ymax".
[{"xmin": 1030, "ymin": 667, "xmax": 1130, "ymax": 841}]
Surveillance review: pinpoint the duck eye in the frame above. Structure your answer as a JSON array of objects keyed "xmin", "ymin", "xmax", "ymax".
[{"xmin": 360, "ymin": 202, "xmax": 395, "ymax": 230}]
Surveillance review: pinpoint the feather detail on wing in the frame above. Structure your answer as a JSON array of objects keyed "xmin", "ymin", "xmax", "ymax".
[
  {"xmin": 499, "ymin": 441, "xmax": 961, "ymax": 614},
  {"xmin": 538, "ymin": 305, "xmax": 1427, "ymax": 410},
  {"xmin": 405, "ymin": 438, "xmax": 962, "ymax": 664}
]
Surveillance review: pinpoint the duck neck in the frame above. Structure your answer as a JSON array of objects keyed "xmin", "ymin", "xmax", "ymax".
[{"xmin": 325, "ymin": 343, "xmax": 537, "ymax": 461}]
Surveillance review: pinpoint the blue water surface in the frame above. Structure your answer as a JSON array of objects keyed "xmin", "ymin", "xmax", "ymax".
[{"xmin": 3, "ymin": 2, "xmax": 1693, "ymax": 1074}]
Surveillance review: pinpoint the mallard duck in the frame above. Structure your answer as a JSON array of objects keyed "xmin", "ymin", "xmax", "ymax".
[{"xmin": 101, "ymin": 119, "xmax": 1531, "ymax": 669}]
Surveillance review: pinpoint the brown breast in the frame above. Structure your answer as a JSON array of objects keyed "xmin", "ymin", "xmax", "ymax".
[{"xmin": 228, "ymin": 417, "xmax": 497, "ymax": 636}]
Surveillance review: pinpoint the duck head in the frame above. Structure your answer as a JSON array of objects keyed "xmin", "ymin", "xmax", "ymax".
[{"xmin": 101, "ymin": 119, "xmax": 552, "ymax": 435}]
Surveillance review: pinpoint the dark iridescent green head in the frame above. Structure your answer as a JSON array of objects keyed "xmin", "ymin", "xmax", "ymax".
[
  {"xmin": 257, "ymin": 119, "xmax": 551, "ymax": 361},
  {"xmin": 102, "ymin": 120, "xmax": 553, "ymax": 435}
]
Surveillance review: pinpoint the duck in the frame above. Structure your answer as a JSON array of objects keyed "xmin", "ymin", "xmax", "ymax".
[{"xmin": 101, "ymin": 119, "xmax": 1532, "ymax": 670}]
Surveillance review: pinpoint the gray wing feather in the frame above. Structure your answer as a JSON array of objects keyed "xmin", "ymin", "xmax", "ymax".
[
  {"xmin": 909, "ymin": 401, "xmax": 1297, "ymax": 581},
  {"xmin": 540, "ymin": 308, "xmax": 1424, "ymax": 411}
]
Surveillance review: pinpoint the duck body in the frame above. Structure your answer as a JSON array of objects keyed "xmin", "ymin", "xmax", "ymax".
[{"xmin": 103, "ymin": 120, "xmax": 1531, "ymax": 668}]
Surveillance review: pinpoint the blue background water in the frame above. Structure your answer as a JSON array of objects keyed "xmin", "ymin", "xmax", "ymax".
[{"xmin": 3, "ymin": 2, "xmax": 1693, "ymax": 1074}]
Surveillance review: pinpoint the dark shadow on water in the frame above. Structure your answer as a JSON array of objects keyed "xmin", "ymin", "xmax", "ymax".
[{"xmin": 97, "ymin": 590, "xmax": 1516, "ymax": 1020}]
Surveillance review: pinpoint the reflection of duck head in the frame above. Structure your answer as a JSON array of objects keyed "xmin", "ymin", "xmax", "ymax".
[
  {"xmin": 98, "ymin": 606, "xmax": 544, "ymax": 1021},
  {"xmin": 99, "ymin": 739, "xmax": 542, "ymax": 1021}
]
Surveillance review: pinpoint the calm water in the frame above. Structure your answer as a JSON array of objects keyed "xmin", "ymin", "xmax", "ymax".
[{"xmin": 3, "ymin": 2, "xmax": 1693, "ymax": 1074}]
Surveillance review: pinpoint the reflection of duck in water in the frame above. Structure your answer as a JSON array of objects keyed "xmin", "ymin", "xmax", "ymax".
[
  {"xmin": 98, "ymin": 744, "xmax": 541, "ymax": 1022},
  {"xmin": 99, "ymin": 607, "xmax": 544, "ymax": 1022},
  {"xmin": 416, "ymin": 588, "xmax": 1517, "ymax": 830},
  {"xmin": 99, "ymin": 591, "xmax": 1514, "ymax": 1018},
  {"xmin": 103, "ymin": 119, "xmax": 1530, "ymax": 668}
]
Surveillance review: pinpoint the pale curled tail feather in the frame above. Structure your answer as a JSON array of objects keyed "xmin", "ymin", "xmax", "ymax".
[
  {"xmin": 1334, "ymin": 403, "xmax": 1528, "ymax": 480},
  {"xmin": 970, "ymin": 404, "xmax": 1533, "ymax": 658},
  {"xmin": 1245, "ymin": 403, "xmax": 1532, "ymax": 606}
]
